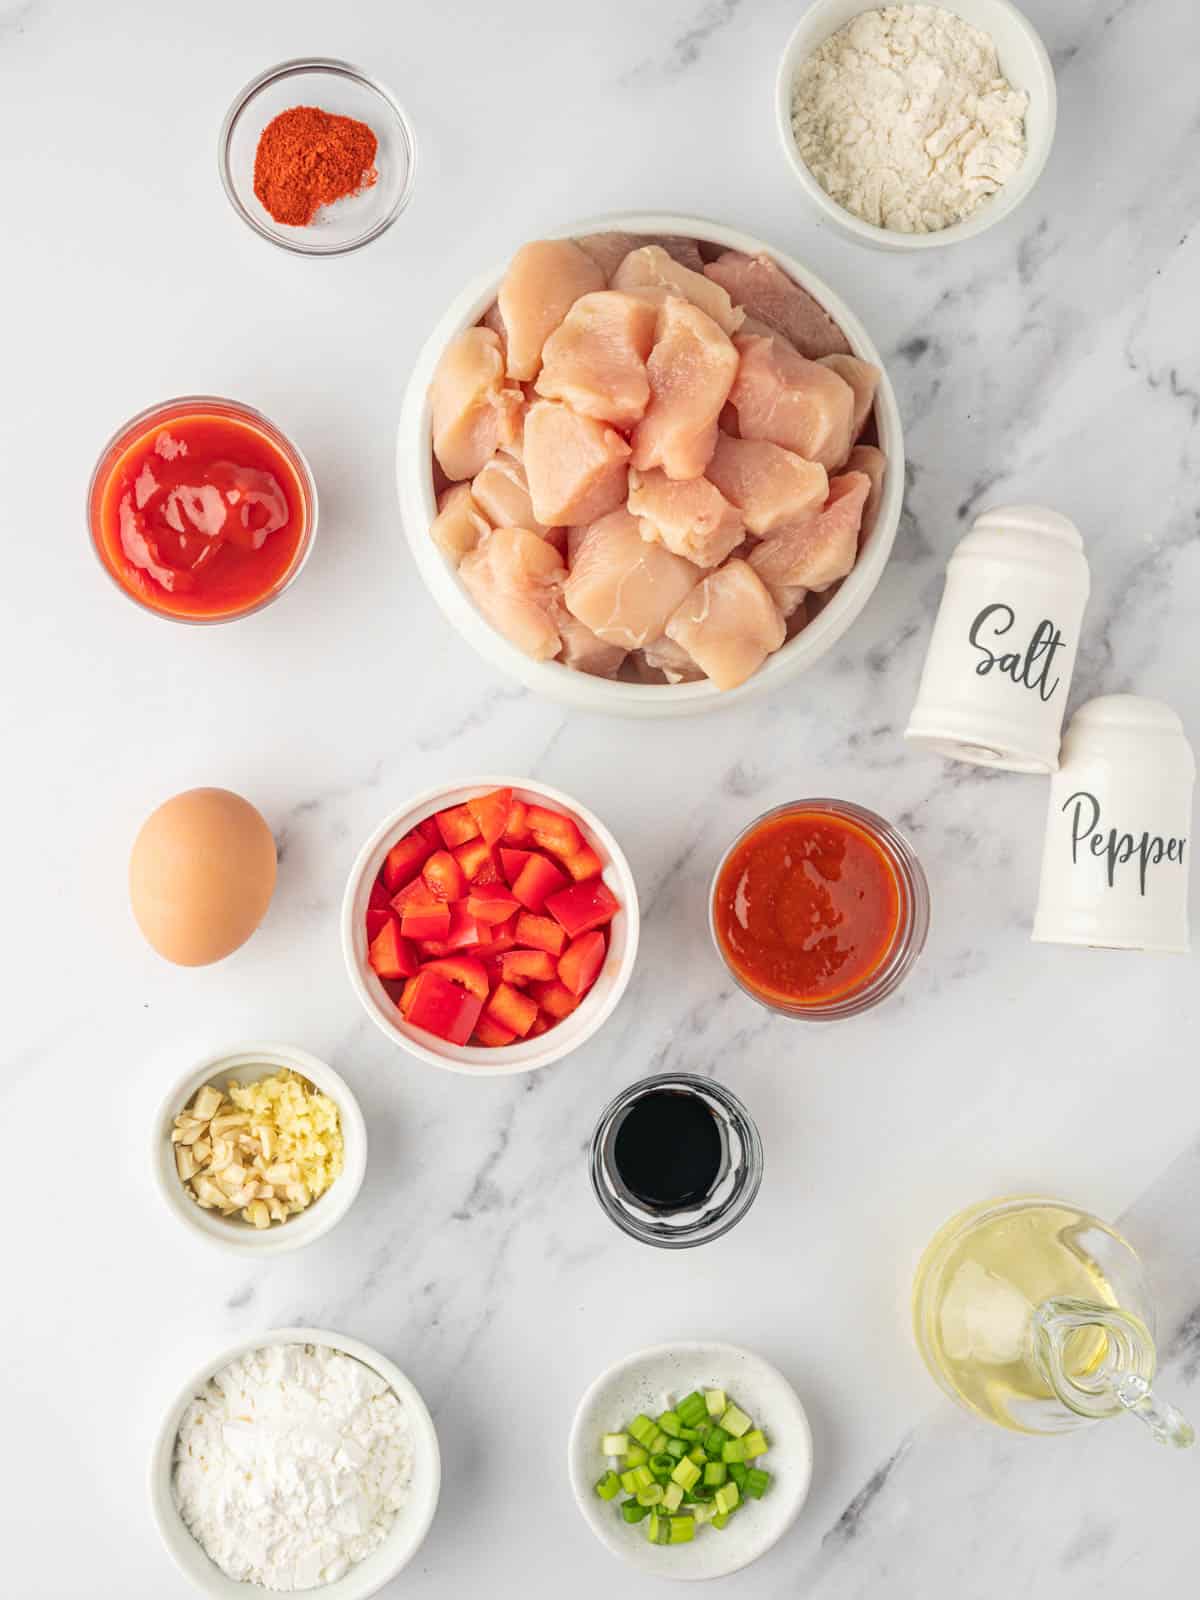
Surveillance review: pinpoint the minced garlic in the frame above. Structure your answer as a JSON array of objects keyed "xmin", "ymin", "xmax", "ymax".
[{"xmin": 172, "ymin": 1069, "xmax": 344, "ymax": 1228}]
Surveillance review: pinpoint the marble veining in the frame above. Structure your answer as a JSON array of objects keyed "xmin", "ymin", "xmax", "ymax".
[{"xmin": 3, "ymin": 0, "xmax": 1200, "ymax": 1594}]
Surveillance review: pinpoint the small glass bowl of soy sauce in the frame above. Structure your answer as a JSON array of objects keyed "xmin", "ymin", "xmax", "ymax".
[{"xmin": 589, "ymin": 1073, "xmax": 763, "ymax": 1249}]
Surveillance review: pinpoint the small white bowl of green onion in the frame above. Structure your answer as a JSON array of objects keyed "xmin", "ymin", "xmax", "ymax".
[{"xmin": 567, "ymin": 1342, "xmax": 813, "ymax": 1579}]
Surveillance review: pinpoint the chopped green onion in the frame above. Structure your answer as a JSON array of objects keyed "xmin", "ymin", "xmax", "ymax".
[
  {"xmin": 665, "ymin": 1437, "xmax": 688, "ymax": 1460},
  {"xmin": 657, "ymin": 1410, "xmax": 682, "ymax": 1437},
  {"xmin": 693, "ymin": 1501, "xmax": 716, "ymax": 1526},
  {"xmin": 628, "ymin": 1414, "xmax": 657, "ymax": 1448},
  {"xmin": 648, "ymin": 1429, "xmax": 669, "ymax": 1454},
  {"xmin": 703, "ymin": 1461, "xmax": 727, "ymax": 1487},
  {"xmin": 646, "ymin": 1511, "xmax": 670, "ymax": 1546},
  {"xmin": 636, "ymin": 1484, "xmax": 664, "ymax": 1507},
  {"xmin": 679, "ymin": 1425, "xmax": 701, "ymax": 1442},
  {"xmin": 711, "ymin": 1511, "xmax": 731, "ymax": 1530},
  {"xmin": 625, "ymin": 1444, "xmax": 649, "ymax": 1468},
  {"xmin": 622, "ymin": 1499, "xmax": 650, "ymax": 1524},
  {"xmin": 727, "ymin": 1461, "xmax": 748, "ymax": 1490},
  {"xmin": 714, "ymin": 1481, "xmax": 740, "ymax": 1516},
  {"xmin": 663, "ymin": 1481, "xmax": 683, "ymax": 1513},
  {"xmin": 602, "ymin": 1433, "xmax": 630, "ymax": 1457},
  {"xmin": 705, "ymin": 1389, "xmax": 727, "ymax": 1418},
  {"xmin": 719, "ymin": 1403, "xmax": 751, "ymax": 1438},
  {"xmin": 650, "ymin": 1452, "xmax": 675, "ymax": 1480},
  {"xmin": 744, "ymin": 1467, "xmax": 771, "ymax": 1499},
  {"xmin": 669, "ymin": 1515, "xmax": 696, "ymax": 1544},
  {"xmin": 704, "ymin": 1426, "xmax": 730, "ymax": 1459},
  {"xmin": 676, "ymin": 1391, "xmax": 707, "ymax": 1428},
  {"xmin": 688, "ymin": 1444, "xmax": 707, "ymax": 1466},
  {"xmin": 721, "ymin": 1439, "xmax": 749, "ymax": 1464},
  {"xmin": 741, "ymin": 1428, "xmax": 768, "ymax": 1458},
  {"xmin": 595, "ymin": 1470, "xmax": 620, "ymax": 1501},
  {"xmin": 670, "ymin": 1456, "xmax": 701, "ymax": 1491}
]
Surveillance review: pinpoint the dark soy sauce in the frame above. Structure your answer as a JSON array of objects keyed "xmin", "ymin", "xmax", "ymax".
[{"xmin": 612, "ymin": 1089, "xmax": 725, "ymax": 1212}]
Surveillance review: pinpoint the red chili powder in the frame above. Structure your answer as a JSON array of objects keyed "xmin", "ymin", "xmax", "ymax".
[{"xmin": 253, "ymin": 105, "xmax": 379, "ymax": 227}]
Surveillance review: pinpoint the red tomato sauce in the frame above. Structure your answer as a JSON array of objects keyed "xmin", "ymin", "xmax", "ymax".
[
  {"xmin": 713, "ymin": 808, "xmax": 901, "ymax": 1007},
  {"xmin": 93, "ymin": 410, "xmax": 308, "ymax": 619}
]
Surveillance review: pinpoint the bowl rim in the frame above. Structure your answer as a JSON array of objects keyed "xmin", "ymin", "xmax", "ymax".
[
  {"xmin": 149, "ymin": 1325, "xmax": 441, "ymax": 1599},
  {"xmin": 218, "ymin": 56, "xmax": 418, "ymax": 256},
  {"xmin": 151, "ymin": 1042, "xmax": 367, "ymax": 1255},
  {"xmin": 774, "ymin": 0, "xmax": 1058, "ymax": 250},
  {"xmin": 396, "ymin": 210, "xmax": 905, "ymax": 716},
  {"xmin": 341, "ymin": 777, "xmax": 640, "ymax": 1076},
  {"xmin": 566, "ymin": 1338, "xmax": 814, "ymax": 1580}
]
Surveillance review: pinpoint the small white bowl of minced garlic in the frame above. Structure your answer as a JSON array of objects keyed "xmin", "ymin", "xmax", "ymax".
[{"xmin": 153, "ymin": 1043, "xmax": 367, "ymax": 1254}]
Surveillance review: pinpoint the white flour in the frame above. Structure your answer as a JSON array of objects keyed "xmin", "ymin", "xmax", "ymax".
[
  {"xmin": 790, "ymin": 5, "xmax": 1028, "ymax": 234},
  {"xmin": 174, "ymin": 1343, "xmax": 413, "ymax": 1591}
]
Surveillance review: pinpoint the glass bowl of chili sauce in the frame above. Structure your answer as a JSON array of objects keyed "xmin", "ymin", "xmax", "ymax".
[
  {"xmin": 88, "ymin": 397, "xmax": 317, "ymax": 623},
  {"xmin": 710, "ymin": 800, "xmax": 930, "ymax": 1020}
]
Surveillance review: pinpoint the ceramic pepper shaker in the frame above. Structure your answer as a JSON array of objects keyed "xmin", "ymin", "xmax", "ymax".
[
  {"xmin": 905, "ymin": 505, "xmax": 1090, "ymax": 773},
  {"xmin": 1032, "ymin": 695, "xmax": 1194, "ymax": 953}
]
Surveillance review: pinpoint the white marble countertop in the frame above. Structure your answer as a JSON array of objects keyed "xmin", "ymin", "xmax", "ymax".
[{"xmin": 3, "ymin": 0, "xmax": 1199, "ymax": 1592}]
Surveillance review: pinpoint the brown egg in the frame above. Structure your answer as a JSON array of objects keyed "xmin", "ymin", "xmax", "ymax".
[{"xmin": 129, "ymin": 788, "xmax": 277, "ymax": 966}]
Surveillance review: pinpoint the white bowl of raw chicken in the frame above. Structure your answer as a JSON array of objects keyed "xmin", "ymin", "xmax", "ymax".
[{"xmin": 397, "ymin": 212, "xmax": 904, "ymax": 718}]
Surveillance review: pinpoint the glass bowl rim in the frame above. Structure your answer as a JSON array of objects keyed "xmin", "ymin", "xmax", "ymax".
[
  {"xmin": 217, "ymin": 56, "xmax": 417, "ymax": 256},
  {"xmin": 86, "ymin": 393, "xmax": 319, "ymax": 626},
  {"xmin": 708, "ymin": 798, "xmax": 930, "ymax": 1021}
]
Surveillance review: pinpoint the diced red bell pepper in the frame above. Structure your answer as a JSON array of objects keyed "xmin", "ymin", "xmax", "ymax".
[
  {"xmin": 546, "ymin": 878, "xmax": 620, "ymax": 937},
  {"xmin": 467, "ymin": 886, "xmax": 521, "ymax": 925},
  {"xmin": 435, "ymin": 803, "xmax": 480, "ymax": 849},
  {"xmin": 383, "ymin": 830, "xmax": 434, "ymax": 891},
  {"xmin": 368, "ymin": 876, "xmax": 392, "ymax": 913},
  {"xmin": 368, "ymin": 917, "xmax": 420, "ymax": 980},
  {"xmin": 511, "ymin": 851, "xmax": 569, "ymax": 912},
  {"xmin": 415, "ymin": 816, "xmax": 443, "ymax": 846},
  {"xmin": 526, "ymin": 804, "xmax": 585, "ymax": 861},
  {"xmin": 500, "ymin": 948, "xmax": 556, "ymax": 983},
  {"xmin": 529, "ymin": 978, "xmax": 580, "ymax": 1020},
  {"xmin": 399, "ymin": 975, "xmax": 421, "ymax": 1015},
  {"xmin": 422, "ymin": 955, "xmax": 489, "ymax": 1001},
  {"xmin": 515, "ymin": 912, "xmax": 568, "ymax": 957},
  {"xmin": 404, "ymin": 968, "xmax": 484, "ymax": 1045},
  {"xmin": 467, "ymin": 787, "xmax": 513, "ymax": 847},
  {"xmin": 366, "ymin": 907, "xmax": 393, "ymax": 942},
  {"xmin": 444, "ymin": 902, "xmax": 485, "ymax": 951},
  {"xmin": 423, "ymin": 850, "xmax": 465, "ymax": 902},
  {"xmin": 484, "ymin": 914, "xmax": 519, "ymax": 955},
  {"xmin": 562, "ymin": 844, "xmax": 604, "ymax": 882},
  {"xmin": 484, "ymin": 981, "xmax": 539, "ymax": 1037},
  {"xmin": 454, "ymin": 836, "xmax": 497, "ymax": 883},
  {"xmin": 401, "ymin": 898, "xmax": 452, "ymax": 941},
  {"xmin": 558, "ymin": 930, "xmax": 606, "ymax": 996},
  {"xmin": 473, "ymin": 1015, "xmax": 517, "ymax": 1047},
  {"xmin": 528, "ymin": 1014, "xmax": 551, "ymax": 1037},
  {"xmin": 499, "ymin": 847, "xmax": 535, "ymax": 884},
  {"xmin": 502, "ymin": 799, "xmax": 531, "ymax": 843}
]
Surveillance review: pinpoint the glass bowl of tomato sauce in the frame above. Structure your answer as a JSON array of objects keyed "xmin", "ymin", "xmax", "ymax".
[
  {"xmin": 710, "ymin": 800, "xmax": 930, "ymax": 1020},
  {"xmin": 88, "ymin": 396, "xmax": 317, "ymax": 624}
]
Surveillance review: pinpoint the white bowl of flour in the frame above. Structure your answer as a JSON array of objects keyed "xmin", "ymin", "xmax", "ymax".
[
  {"xmin": 151, "ymin": 1328, "xmax": 440, "ymax": 1597},
  {"xmin": 776, "ymin": 0, "xmax": 1056, "ymax": 250}
]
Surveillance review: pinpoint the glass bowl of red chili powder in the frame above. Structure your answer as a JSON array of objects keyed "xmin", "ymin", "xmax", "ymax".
[
  {"xmin": 710, "ymin": 800, "xmax": 930, "ymax": 1021},
  {"xmin": 219, "ymin": 58, "xmax": 416, "ymax": 255}
]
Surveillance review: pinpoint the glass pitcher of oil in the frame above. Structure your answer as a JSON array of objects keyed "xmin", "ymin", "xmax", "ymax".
[{"xmin": 912, "ymin": 1196, "xmax": 1193, "ymax": 1445}]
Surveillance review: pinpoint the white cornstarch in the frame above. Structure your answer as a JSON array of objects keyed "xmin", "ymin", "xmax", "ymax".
[
  {"xmin": 174, "ymin": 1343, "xmax": 413, "ymax": 1591},
  {"xmin": 790, "ymin": 5, "xmax": 1029, "ymax": 234}
]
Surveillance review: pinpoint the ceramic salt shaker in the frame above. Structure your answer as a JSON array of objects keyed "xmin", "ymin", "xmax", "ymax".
[
  {"xmin": 1032, "ymin": 696, "xmax": 1194, "ymax": 953},
  {"xmin": 905, "ymin": 505, "xmax": 1090, "ymax": 772}
]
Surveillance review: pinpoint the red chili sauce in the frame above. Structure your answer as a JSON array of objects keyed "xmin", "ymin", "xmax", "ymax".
[
  {"xmin": 93, "ymin": 412, "xmax": 307, "ymax": 619},
  {"xmin": 713, "ymin": 808, "xmax": 901, "ymax": 1007}
]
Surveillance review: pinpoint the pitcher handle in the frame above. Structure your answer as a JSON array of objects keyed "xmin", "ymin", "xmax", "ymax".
[{"xmin": 1113, "ymin": 1372, "xmax": 1195, "ymax": 1449}]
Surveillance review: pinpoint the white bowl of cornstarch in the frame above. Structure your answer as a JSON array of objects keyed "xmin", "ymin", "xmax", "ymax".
[
  {"xmin": 776, "ymin": 0, "xmax": 1057, "ymax": 250},
  {"xmin": 151, "ymin": 1328, "xmax": 441, "ymax": 1598}
]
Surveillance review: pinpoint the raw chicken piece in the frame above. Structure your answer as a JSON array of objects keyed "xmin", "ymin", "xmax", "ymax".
[
  {"xmin": 472, "ymin": 454, "xmax": 553, "ymax": 537},
  {"xmin": 534, "ymin": 291, "xmax": 658, "ymax": 426},
  {"xmin": 729, "ymin": 334, "xmax": 856, "ymax": 473},
  {"xmin": 552, "ymin": 600, "xmax": 628, "ymax": 678},
  {"xmin": 748, "ymin": 471, "xmax": 870, "ymax": 594},
  {"xmin": 664, "ymin": 560, "xmax": 786, "ymax": 691},
  {"xmin": 703, "ymin": 251, "xmax": 852, "ymax": 358},
  {"xmin": 459, "ymin": 527, "xmax": 565, "ymax": 660},
  {"xmin": 431, "ymin": 483, "xmax": 491, "ymax": 564},
  {"xmin": 564, "ymin": 508, "xmax": 701, "ymax": 649},
  {"xmin": 612, "ymin": 245, "xmax": 744, "ymax": 337},
  {"xmin": 497, "ymin": 239, "xmax": 605, "ymax": 381},
  {"xmin": 431, "ymin": 328, "xmax": 523, "ymax": 482},
  {"xmin": 819, "ymin": 354, "xmax": 879, "ymax": 443},
  {"xmin": 845, "ymin": 445, "xmax": 887, "ymax": 541},
  {"xmin": 706, "ymin": 434, "xmax": 828, "ymax": 536},
  {"xmin": 480, "ymin": 302, "xmax": 508, "ymax": 364},
  {"xmin": 566, "ymin": 524, "xmax": 589, "ymax": 565},
  {"xmin": 577, "ymin": 232, "xmax": 705, "ymax": 278},
  {"xmin": 628, "ymin": 466, "xmax": 744, "ymax": 568},
  {"xmin": 631, "ymin": 299, "xmax": 739, "ymax": 481},
  {"xmin": 776, "ymin": 584, "xmax": 809, "ymax": 622},
  {"xmin": 641, "ymin": 634, "xmax": 704, "ymax": 683},
  {"xmin": 523, "ymin": 401, "xmax": 631, "ymax": 527}
]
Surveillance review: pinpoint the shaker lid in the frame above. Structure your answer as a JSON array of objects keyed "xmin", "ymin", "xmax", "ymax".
[
  {"xmin": 1062, "ymin": 694, "xmax": 1195, "ymax": 775},
  {"xmin": 971, "ymin": 504, "xmax": 1084, "ymax": 551}
]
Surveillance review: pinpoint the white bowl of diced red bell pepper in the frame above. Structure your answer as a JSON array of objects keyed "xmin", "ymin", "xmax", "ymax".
[{"xmin": 341, "ymin": 779, "xmax": 640, "ymax": 1074}]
